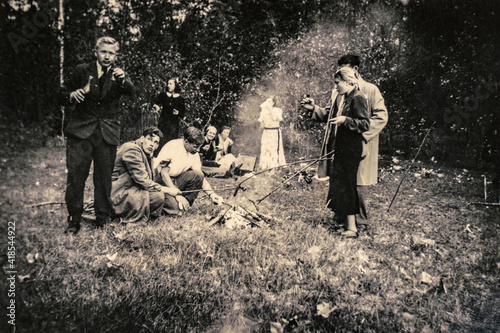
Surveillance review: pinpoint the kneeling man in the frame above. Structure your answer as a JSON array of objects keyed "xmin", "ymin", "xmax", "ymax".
[
  {"xmin": 111, "ymin": 127, "xmax": 181, "ymax": 223},
  {"xmin": 154, "ymin": 126, "xmax": 224, "ymax": 211}
]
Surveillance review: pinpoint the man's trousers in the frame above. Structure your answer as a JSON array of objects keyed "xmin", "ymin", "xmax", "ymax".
[{"xmin": 65, "ymin": 132, "xmax": 116, "ymax": 222}]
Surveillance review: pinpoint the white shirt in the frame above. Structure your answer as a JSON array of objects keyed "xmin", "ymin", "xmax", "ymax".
[{"xmin": 154, "ymin": 139, "xmax": 202, "ymax": 177}]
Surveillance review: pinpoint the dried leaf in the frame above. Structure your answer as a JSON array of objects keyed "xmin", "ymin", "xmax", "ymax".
[
  {"xmin": 317, "ymin": 302, "xmax": 335, "ymax": 318},
  {"xmin": 114, "ymin": 231, "xmax": 127, "ymax": 240},
  {"xmin": 402, "ymin": 312, "xmax": 415, "ymax": 320},
  {"xmin": 270, "ymin": 321, "xmax": 283, "ymax": 333},
  {"xmin": 307, "ymin": 246, "xmax": 322, "ymax": 260},
  {"xmin": 420, "ymin": 271, "xmax": 435, "ymax": 285},
  {"xmin": 26, "ymin": 253, "xmax": 35, "ymax": 264},
  {"xmin": 357, "ymin": 249, "xmax": 369, "ymax": 263},
  {"xmin": 412, "ymin": 235, "xmax": 435, "ymax": 247},
  {"xmin": 18, "ymin": 274, "xmax": 30, "ymax": 282},
  {"xmin": 107, "ymin": 252, "xmax": 118, "ymax": 261}
]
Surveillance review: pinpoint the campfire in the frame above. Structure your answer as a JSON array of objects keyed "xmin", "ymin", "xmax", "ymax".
[{"xmin": 209, "ymin": 203, "xmax": 273, "ymax": 230}]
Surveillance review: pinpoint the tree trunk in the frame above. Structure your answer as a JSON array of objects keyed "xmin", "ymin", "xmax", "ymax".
[{"xmin": 58, "ymin": 0, "xmax": 64, "ymax": 138}]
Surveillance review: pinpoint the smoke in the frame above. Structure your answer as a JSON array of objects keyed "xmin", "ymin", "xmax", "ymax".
[
  {"xmin": 232, "ymin": 3, "xmax": 404, "ymax": 164},
  {"xmin": 232, "ymin": 22, "xmax": 351, "ymax": 162}
]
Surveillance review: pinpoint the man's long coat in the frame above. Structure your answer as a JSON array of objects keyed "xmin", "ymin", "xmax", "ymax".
[{"xmin": 111, "ymin": 141, "xmax": 163, "ymax": 223}]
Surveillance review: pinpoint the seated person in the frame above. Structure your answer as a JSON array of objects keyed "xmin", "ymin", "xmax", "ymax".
[
  {"xmin": 199, "ymin": 125, "xmax": 238, "ymax": 178},
  {"xmin": 111, "ymin": 127, "xmax": 182, "ymax": 223},
  {"xmin": 154, "ymin": 126, "xmax": 224, "ymax": 213},
  {"xmin": 215, "ymin": 126, "xmax": 239, "ymax": 169},
  {"xmin": 199, "ymin": 125, "xmax": 219, "ymax": 167}
]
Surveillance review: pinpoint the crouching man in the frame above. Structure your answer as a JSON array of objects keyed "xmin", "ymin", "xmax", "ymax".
[
  {"xmin": 154, "ymin": 126, "xmax": 224, "ymax": 213},
  {"xmin": 111, "ymin": 127, "xmax": 181, "ymax": 223}
]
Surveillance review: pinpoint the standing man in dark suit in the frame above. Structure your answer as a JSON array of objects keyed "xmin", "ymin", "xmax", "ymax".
[{"xmin": 59, "ymin": 36, "xmax": 135, "ymax": 234}]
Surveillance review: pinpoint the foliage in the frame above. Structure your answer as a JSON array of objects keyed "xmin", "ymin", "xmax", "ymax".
[{"xmin": 0, "ymin": 0, "xmax": 498, "ymax": 166}]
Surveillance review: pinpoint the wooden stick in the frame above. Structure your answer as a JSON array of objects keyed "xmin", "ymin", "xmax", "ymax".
[
  {"xmin": 255, "ymin": 151, "xmax": 334, "ymax": 204},
  {"xmin": 387, "ymin": 121, "xmax": 436, "ymax": 212},
  {"xmin": 181, "ymin": 186, "xmax": 239, "ymax": 194},
  {"xmin": 470, "ymin": 202, "xmax": 500, "ymax": 206},
  {"xmin": 483, "ymin": 175, "xmax": 488, "ymax": 202},
  {"xmin": 29, "ymin": 201, "xmax": 65, "ymax": 207},
  {"xmin": 233, "ymin": 154, "xmax": 333, "ymax": 197}
]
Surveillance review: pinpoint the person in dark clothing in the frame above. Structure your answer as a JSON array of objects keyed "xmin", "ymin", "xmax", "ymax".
[
  {"xmin": 305, "ymin": 67, "xmax": 370, "ymax": 238},
  {"xmin": 59, "ymin": 36, "xmax": 135, "ymax": 234},
  {"xmin": 152, "ymin": 77, "xmax": 186, "ymax": 154}
]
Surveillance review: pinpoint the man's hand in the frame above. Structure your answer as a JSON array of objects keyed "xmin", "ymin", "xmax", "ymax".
[
  {"xmin": 209, "ymin": 193, "xmax": 224, "ymax": 205},
  {"xmin": 161, "ymin": 186, "xmax": 181, "ymax": 196},
  {"xmin": 112, "ymin": 68, "xmax": 125, "ymax": 80},
  {"xmin": 70, "ymin": 89, "xmax": 86, "ymax": 103},
  {"xmin": 152, "ymin": 104, "xmax": 161, "ymax": 114},
  {"xmin": 173, "ymin": 108, "xmax": 179, "ymax": 116},
  {"xmin": 175, "ymin": 195, "xmax": 190, "ymax": 211}
]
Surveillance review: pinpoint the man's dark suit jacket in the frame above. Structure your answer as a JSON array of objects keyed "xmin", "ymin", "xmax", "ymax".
[{"xmin": 59, "ymin": 62, "xmax": 135, "ymax": 145}]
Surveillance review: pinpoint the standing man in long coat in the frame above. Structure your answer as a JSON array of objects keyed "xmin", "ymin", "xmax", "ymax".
[
  {"xmin": 302, "ymin": 54, "xmax": 388, "ymax": 232},
  {"xmin": 59, "ymin": 36, "xmax": 135, "ymax": 234}
]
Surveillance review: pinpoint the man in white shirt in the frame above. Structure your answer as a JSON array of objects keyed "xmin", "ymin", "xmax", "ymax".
[{"xmin": 154, "ymin": 126, "xmax": 224, "ymax": 213}]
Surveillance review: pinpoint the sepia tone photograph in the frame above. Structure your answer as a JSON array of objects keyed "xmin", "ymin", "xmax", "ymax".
[{"xmin": 0, "ymin": 0, "xmax": 499, "ymax": 332}]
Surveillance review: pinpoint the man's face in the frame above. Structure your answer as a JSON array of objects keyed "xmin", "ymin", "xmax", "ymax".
[
  {"xmin": 184, "ymin": 139, "xmax": 202, "ymax": 154},
  {"xmin": 95, "ymin": 43, "xmax": 118, "ymax": 69},
  {"xmin": 206, "ymin": 127, "xmax": 217, "ymax": 141},
  {"xmin": 141, "ymin": 134, "xmax": 160, "ymax": 156}
]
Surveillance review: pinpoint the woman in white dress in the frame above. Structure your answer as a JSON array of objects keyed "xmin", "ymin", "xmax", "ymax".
[{"xmin": 258, "ymin": 96, "xmax": 286, "ymax": 170}]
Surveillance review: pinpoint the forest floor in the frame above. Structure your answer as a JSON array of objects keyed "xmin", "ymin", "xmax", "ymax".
[{"xmin": 0, "ymin": 144, "xmax": 499, "ymax": 332}]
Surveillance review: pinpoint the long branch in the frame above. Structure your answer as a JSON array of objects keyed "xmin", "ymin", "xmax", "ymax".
[
  {"xmin": 255, "ymin": 151, "xmax": 334, "ymax": 204},
  {"xmin": 233, "ymin": 155, "xmax": 333, "ymax": 197},
  {"xmin": 387, "ymin": 121, "xmax": 436, "ymax": 212}
]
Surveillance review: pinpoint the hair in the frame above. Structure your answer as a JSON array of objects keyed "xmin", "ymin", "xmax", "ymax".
[
  {"xmin": 142, "ymin": 126, "xmax": 163, "ymax": 140},
  {"xmin": 95, "ymin": 36, "xmax": 119, "ymax": 51},
  {"xmin": 221, "ymin": 126, "xmax": 231, "ymax": 132},
  {"xmin": 334, "ymin": 67, "xmax": 358, "ymax": 86},
  {"xmin": 338, "ymin": 54, "xmax": 361, "ymax": 68},
  {"xmin": 184, "ymin": 126, "xmax": 204, "ymax": 145},
  {"xmin": 167, "ymin": 77, "xmax": 182, "ymax": 93},
  {"xmin": 272, "ymin": 95, "xmax": 278, "ymax": 106}
]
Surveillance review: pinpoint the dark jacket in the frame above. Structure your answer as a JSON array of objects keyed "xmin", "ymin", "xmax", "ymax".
[{"xmin": 59, "ymin": 62, "xmax": 135, "ymax": 145}]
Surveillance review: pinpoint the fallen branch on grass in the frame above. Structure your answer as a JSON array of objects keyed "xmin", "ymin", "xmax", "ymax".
[
  {"xmin": 29, "ymin": 201, "xmax": 65, "ymax": 207},
  {"xmin": 209, "ymin": 202, "xmax": 274, "ymax": 228},
  {"xmin": 470, "ymin": 202, "xmax": 500, "ymax": 206}
]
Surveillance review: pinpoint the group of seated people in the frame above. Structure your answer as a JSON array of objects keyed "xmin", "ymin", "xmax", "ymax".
[
  {"xmin": 110, "ymin": 125, "xmax": 237, "ymax": 224},
  {"xmin": 198, "ymin": 125, "xmax": 242, "ymax": 178}
]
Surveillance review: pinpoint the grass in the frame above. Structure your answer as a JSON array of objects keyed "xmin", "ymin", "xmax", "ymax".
[{"xmin": 0, "ymin": 146, "xmax": 499, "ymax": 332}]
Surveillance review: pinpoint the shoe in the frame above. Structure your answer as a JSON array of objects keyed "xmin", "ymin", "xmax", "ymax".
[
  {"xmin": 224, "ymin": 163, "xmax": 237, "ymax": 178},
  {"xmin": 233, "ymin": 163, "xmax": 244, "ymax": 175},
  {"xmin": 341, "ymin": 230, "xmax": 358, "ymax": 238},
  {"xmin": 64, "ymin": 216, "xmax": 81, "ymax": 235},
  {"xmin": 95, "ymin": 217, "xmax": 109, "ymax": 228}
]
